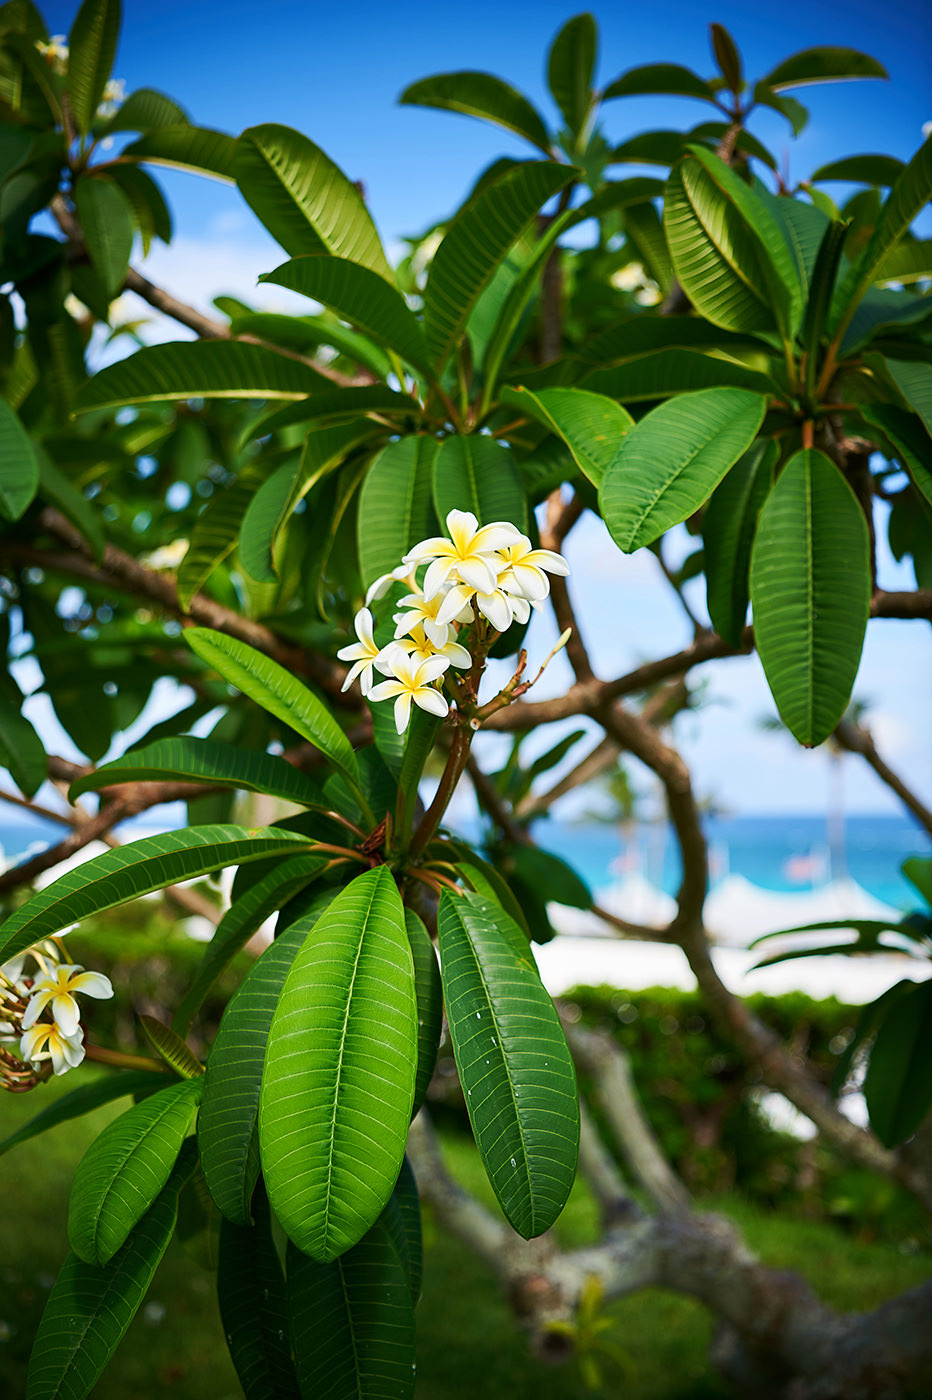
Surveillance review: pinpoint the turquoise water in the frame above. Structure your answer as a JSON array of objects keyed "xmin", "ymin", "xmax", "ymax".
[{"xmin": 1, "ymin": 813, "xmax": 928, "ymax": 913}]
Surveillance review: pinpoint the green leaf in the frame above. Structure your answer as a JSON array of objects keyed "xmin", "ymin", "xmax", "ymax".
[
  {"xmin": 831, "ymin": 136, "xmax": 932, "ymax": 338},
  {"xmin": 763, "ymin": 47, "xmax": 887, "ymax": 91},
  {"xmin": 547, "ymin": 13, "xmax": 596, "ymax": 139},
  {"xmin": 864, "ymin": 980, "xmax": 932, "ymax": 1147},
  {"xmin": 73, "ymin": 176, "xmax": 133, "ymax": 299},
  {"xmin": 453, "ymin": 852, "xmax": 531, "ymax": 942},
  {"xmin": 599, "ymin": 387, "xmax": 766, "ymax": 552},
  {"xmin": 260, "ymin": 866, "xmax": 417, "ymax": 1260},
  {"xmin": 137, "ymin": 1017, "xmax": 203, "ymax": 1079},
  {"xmin": 810, "ymin": 154, "xmax": 905, "ymax": 187},
  {"xmin": 752, "ymin": 83, "xmax": 809, "ymax": 136},
  {"xmin": 423, "ymin": 160, "xmax": 575, "ymax": 370},
  {"xmin": 873, "ymin": 238, "xmax": 932, "ymax": 284},
  {"xmin": 610, "ymin": 130, "xmax": 687, "ymax": 167},
  {"xmin": 200, "ymin": 893, "xmax": 335, "ymax": 1225},
  {"xmin": 66, "ymin": 0, "xmax": 119, "ymax": 136},
  {"xmin": 217, "ymin": 1188, "xmax": 300, "ymax": 1400},
  {"xmin": 801, "ymin": 220, "xmax": 850, "ymax": 388},
  {"xmin": 235, "ymin": 124, "xmax": 391, "ymax": 279},
  {"xmin": 750, "ymin": 449, "xmax": 871, "ymax": 747},
  {"xmin": 703, "ymin": 439, "xmax": 776, "ymax": 646},
  {"xmin": 438, "ymin": 889, "xmax": 578, "ymax": 1237},
  {"xmin": 842, "ymin": 288, "xmax": 932, "ymax": 356},
  {"xmin": 883, "ymin": 357, "xmax": 932, "ymax": 437},
  {"xmin": 0, "ymin": 690, "xmax": 46, "ymax": 796},
  {"xmin": 581, "ymin": 348, "xmax": 777, "ymax": 402},
  {"xmin": 432, "ymin": 433, "xmax": 527, "ymax": 532},
  {"xmin": 391, "ymin": 1156, "xmax": 423, "ymax": 1302},
  {"xmin": 68, "ymin": 1077, "xmax": 202, "ymax": 1266},
  {"xmin": 0, "ymin": 396, "xmax": 39, "ymax": 520},
  {"xmin": 0, "ymin": 824, "xmax": 316, "ymax": 963},
  {"xmin": 177, "ymin": 461, "xmax": 264, "ymax": 607},
  {"xmin": 75, "ymin": 339, "xmax": 327, "ymax": 414},
  {"xmin": 287, "ymin": 1218, "xmax": 416, "ymax": 1400},
  {"xmin": 0, "ymin": 1071, "xmax": 167, "ymax": 1157},
  {"xmin": 357, "ymin": 436, "xmax": 439, "ymax": 588},
  {"xmin": 622, "ymin": 199, "xmax": 672, "ymax": 291},
  {"xmin": 97, "ymin": 85, "xmax": 189, "ymax": 133},
  {"xmin": 509, "ymin": 845, "xmax": 590, "ymax": 909},
  {"xmin": 603, "ymin": 63, "xmax": 715, "ymax": 103},
  {"xmin": 106, "ymin": 162, "xmax": 172, "ymax": 254},
  {"xmin": 240, "ymin": 385, "xmax": 418, "ymax": 449},
  {"xmin": 122, "ymin": 124, "xmax": 237, "ymax": 180},
  {"xmin": 758, "ymin": 190, "xmax": 829, "ymax": 301},
  {"xmin": 70, "ymin": 735, "xmax": 324, "ymax": 808},
  {"xmin": 568, "ymin": 177, "xmax": 666, "ymax": 226},
  {"xmin": 259, "ymin": 254, "xmax": 431, "ymax": 373},
  {"xmin": 183, "ymin": 629, "xmax": 359, "ymax": 788},
  {"xmin": 405, "ymin": 907, "xmax": 442, "ymax": 1117},
  {"xmin": 399, "ymin": 71, "xmax": 551, "ymax": 155},
  {"xmin": 35, "ymin": 450, "xmax": 106, "ymax": 559},
  {"xmin": 709, "ymin": 23, "xmax": 742, "ymax": 91},
  {"xmin": 26, "ymin": 1143, "xmax": 195, "ymax": 1400},
  {"xmin": 500, "ymin": 384, "xmax": 633, "ymax": 488},
  {"xmin": 173, "ymin": 853, "xmax": 327, "ymax": 1035}
]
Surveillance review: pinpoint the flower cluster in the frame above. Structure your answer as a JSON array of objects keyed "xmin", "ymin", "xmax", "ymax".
[
  {"xmin": 338, "ymin": 508, "xmax": 569, "ymax": 734},
  {"xmin": 1, "ymin": 940, "xmax": 113, "ymax": 1081},
  {"xmin": 34, "ymin": 38, "xmax": 125, "ymax": 114}
]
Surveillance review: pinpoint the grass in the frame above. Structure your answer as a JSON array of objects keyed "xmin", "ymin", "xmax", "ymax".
[{"xmin": 1, "ymin": 1074, "xmax": 929, "ymax": 1400}]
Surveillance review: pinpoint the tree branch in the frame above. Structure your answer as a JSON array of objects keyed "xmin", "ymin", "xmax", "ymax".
[{"xmin": 833, "ymin": 716, "xmax": 932, "ymax": 837}]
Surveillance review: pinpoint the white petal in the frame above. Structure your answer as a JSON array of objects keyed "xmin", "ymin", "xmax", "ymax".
[
  {"xmin": 455, "ymin": 554, "xmax": 499, "ymax": 593},
  {"xmin": 340, "ymin": 657, "xmax": 368, "ymax": 692},
  {"xmin": 52, "ymin": 993, "xmax": 80, "ymax": 1037},
  {"xmin": 423, "ymin": 557, "xmax": 455, "ymax": 599},
  {"xmin": 423, "ymin": 617, "xmax": 451, "ymax": 648},
  {"xmin": 62, "ymin": 1034, "xmax": 86, "ymax": 1069},
  {"xmin": 337, "ymin": 640, "xmax": 368, "ymax": 662},
  {"xmin": 476, "ymin": 590, "xmax": 513, "ymax": 633},
  {"xmin": 442, "ymin": 641, "xmax": 472, "ymax": 669},
  {"xmin": 404, "ymin": 537, "xmax": 454, "ymax": 564},
  {"xmin": 393, "ymin": 691, "xmax": 413, "ymax": 734},
  {"xmin": 412, "ymin": 687, "xmax": 450, "ymax": 719},
  {"xmin": 20, "ymin": 990, "xmax": 51, "ymax": 1031},
  {"xmin": 354, "ymin": 608, "xmax": 375, "ymax": 647},
  {"xmin": 358, "ymin": 662, "xmax": 375, "ymax": 697},
  {"xmin": 436, "ymin": 584, "xmax": 475, "ymax": 628},
  {"xmin": 523, "ymin": 547, "xmax": 570, "ymax": 576},
  {"xmin": 472, "ymin": 522, "xmax": 524, "ymax": 553},
  {"xmin": 445, "ymin": 509, "xmax": 478, "ymax": 547},
  {"xmin": 20, "ymin": 1025, "xmax": 46, "ymax": 1062},
  {"xmin": 512, "ymin": 563, "xmax": 550, "ymax": 601},
  {"xmin": 368, "ymin": 678, "xmax": 406, "ymax": 702},
  {"xmin": 414, "ymin": 655, "xmax": 451, "ymax": 686},
  {"xmin": 511, "ymin": 595, "xmax": 531, "ymax": 624},
  {"xmin": 364, "ymin": 572, "xmax": 395, "ymax": 604}
]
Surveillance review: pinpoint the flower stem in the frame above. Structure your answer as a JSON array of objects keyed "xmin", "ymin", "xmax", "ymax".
[
  {"xmin": 85, "ymin": 1044, "xmax": 168, "ymax": 1073},
  {"xmin": 409, "ymin": 723, "xmax": 474, "ymax": 861}
]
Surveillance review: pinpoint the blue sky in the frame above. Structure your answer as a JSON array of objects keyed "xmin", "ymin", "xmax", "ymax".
[{"xmin": 24, "ymin": 2, "xmax": 932, "ymax": 817}]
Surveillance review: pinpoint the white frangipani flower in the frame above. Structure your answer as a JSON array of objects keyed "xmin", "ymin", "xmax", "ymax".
[
  {"xmin": 393, "ymin": 623, "xmax": 472, "ymax": 671},
  {"xmin": 337, "ymin": 608, "xmax": 383, "ymax": 695},
  {"xmin": 364, "ymin": 563, "xmax": 418, "ymax": 606},
  {"xmin": 435, "ymin": 582, "xmax": 530, "ymax": 633},
  {"xmin": 404, "ymin": 509, "xmax": 522, "ymax": 598},
  {"xmin": 394, "ymin": 589, "xmax": 470, "ymax": 647},
  {"xmin": 21, "ymin": 963, "xmax": 114, "ymax": 1038},
  {"xmin": 367, "ymin": 653, "xmax": 450, "ymax": 734},
  {"xmin": 495, "ymin": 536, "xmax": 570, "ymax": 601},
  {"xmin": 20, "ymin": 1021, "xmax": 86, "ymax": 1076}
]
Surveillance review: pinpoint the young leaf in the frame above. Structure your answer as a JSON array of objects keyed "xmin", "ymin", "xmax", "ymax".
[
  {"xmin": 73, "ymin": 176, "xmax": 134, "ymax": 299},
  {"xmin": 259, "ymin": 866, "xmax": 417, "ymax": 1260},
  {"xmin": 599, "ymin": 387, "xmax": 767, "ymax": 553},
  {"xmin": 703, "ymin": 439, "xmax": 776, "ymax": 646},
  {"xmin": 69, "ymin": 735, "xmax": 324, "ymax": 809},
  {"xmin": 235, "ymin": 124, "xmax": 391, "ymax": 279},
  {"xmin": 184, "ymin": 629, "xmax": 359, "ymax": 788},
  {"xmin": 709, "ymin": 22, "xmax": 742, "ymax": 92},
  {"xmin": 423, "ymin": 160, "xmax": 575, "ymax": 370},
  {"xmin": 432, "ymin": 433, "xmax": 527, "ymax": 532},
  {"xmin": 399, "ymin": 71, "xmax": 551, "ymax": 155},
  {"xmin": 138, "ymin": 1016, "xmax": 203, "ymax": 1079},
  {"xmin": 200, "ymin": 893, "xmax": 336, "ymax": 1225},
  {"xmin": 357, "ymin": 436, "xmax": 439, "ymax": 588},
  {"xmin": 217, "ymin": 1188, "xmax": 300, "ymax": 1400},
  {"xmin": 68, "ymin": 1077, "xmax": 202, "ymax": 1266},
  {"xmin": 547, "ymin": 12, "xmax": 597, "ymax": 139},
  {"xmin": 437, "ymin": 888, "xmax": 579, "ymax": 1238},
  {"xmin": 750, "ymin": 449, "xmax": 871, "ymax": 747},
  {"xmin": 66, "ymin": 0, "xmax": 120, "ymax": 137},
  {"xmin": 26, "ymin": 1143, "xmax": 195, "ymax": 1400},
  {"xmin": 259, "ymin": 254, "xmax": 431, "ymax": 374},
  {"xmin": 0, "ymin": 690, "xmax": 46, "ymax": 797},
  {"xmin": 74, "ymin": 339, "xmax": 327, "ymax": 413},
  {"xmin": 286, "ymin": 1219, "xmax": 416, "ymax": 1400},
  {"xmin": 0, "ymin": 397, "xmax": 39, "ymax": 520},
  {"xmin": 762, "ymin": 47, "xmax": 887, "ymax": 92},
  {"xmin": 509, "ymin": 845, "xmax": 591, "ymax": 909},
  {"xmin": 864, "ymin": 980, "xmax": 932, "ymax": 1147},
  {"xmin": 0, "ymin": 824, "xmax": 316, "ymax": 963}
]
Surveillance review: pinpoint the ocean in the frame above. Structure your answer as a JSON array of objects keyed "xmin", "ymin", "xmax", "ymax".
[{"xmin": 1, "ymin": 811, "xmax": 928, "ymax": 914}]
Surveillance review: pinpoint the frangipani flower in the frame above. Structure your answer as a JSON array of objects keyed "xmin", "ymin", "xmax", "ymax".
[
  {"xmin": 394, "ymin": 589, "xmax": 471, "ymax": 648},
  {"xmin": 393, "ymin": 623, "xmax": 471, "ymax": 670},
  {"xmin": 367, "ymin": 653, "xmax": 450, "ymax": 734},
  {"xmin": 435, "ymin": 582, "xmax": 531, "ymax": 634},
  {"xmin": 495, "ymin": 537, "xmax": 570, "ymax": 601},
  {"xmin": 404, "ymin": 509, "xmax": 522, "ymax": 598},
  {"xmin": 337, "ymin": 608, "xmax": 383, "ymax": 695},
  {"xmin": 365, "ymin": 563, "xmax": 417, "ymax": 606},
  {"xmin": 20, "ymin": 1021, "xmax": 86, "ymax": 1076},
  {"xmin": 21, "ymin": 963, "xmax": 113, "ymax": 1038}
]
